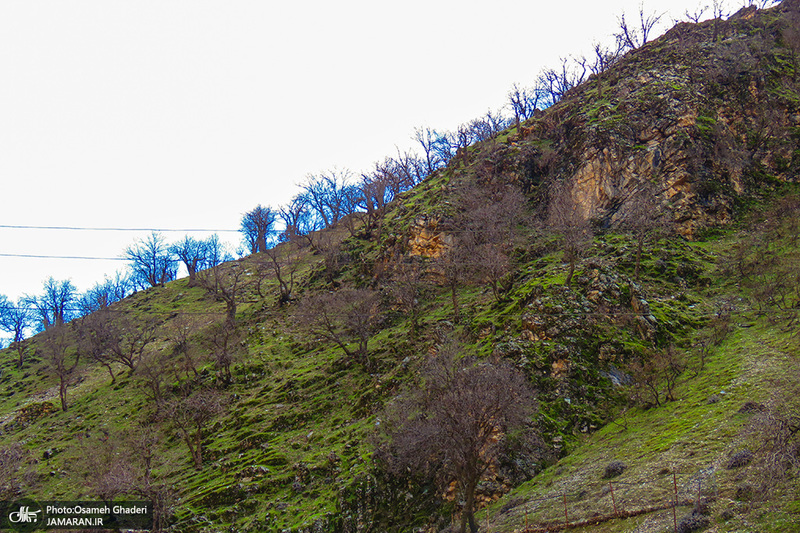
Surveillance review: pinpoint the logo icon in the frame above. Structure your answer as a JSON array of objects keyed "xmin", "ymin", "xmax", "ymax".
[
  {"xmin": 3, "ymin": 500, "xmax": 43, "ymax": 532},
  {"xmin": 9, "ymin": 505, "xmax": 40, "ymax": 523}
]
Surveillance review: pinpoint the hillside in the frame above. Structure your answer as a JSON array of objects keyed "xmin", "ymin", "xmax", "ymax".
[{"xmin": 1, "ymin": 3, "xmax": 800, "ymax": 533}]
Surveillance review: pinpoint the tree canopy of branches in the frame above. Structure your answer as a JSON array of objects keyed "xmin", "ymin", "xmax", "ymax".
[
  {"xmin": 621, "ymin": 184, "xmax": 669, "ymax": 281},
  {"xmin": 295, "ymin": 288, "xmax": 382, "ymax": 369},
  {"xmin": 197, "ymin": 261, "xmax": 252, "ymax": 327},
  {"xmin": 301, "ymin": 169, "xmax": 360, "ymax": 230},
  {"xmin": 615, "ymin": 5, "xmax": 665, "ymax": 51},
  {"xmin": 25, "ymin": 277, "xmax": 77, "ymax": 331},
  {"xmin": 77, "ymin": 272, "xmax": 133, "ymax": 315},
  {"xmin": 546, "ymin": 182, "xmax": 593, "ymax": 287},
  {"xmin": 165, "ymin": 389, "xmax": 224, "ymax": 470},
  {"xmin": 240, "ymin": 204, "xmax": 276, "ymax": 254},
  {"xmin": 0, "ymin": 296, "xmax": 35, "ymax": 367},
  {"xmin": 39, "ymin": 326, "xmax": 81, "ymax": 411},
  {"xmin": 379, "ymin": 348, "xmax": 538, "ymax": 533},
  {"xmin": 125, "ymin": 232, "xmax": 178, "ymax": 288}
]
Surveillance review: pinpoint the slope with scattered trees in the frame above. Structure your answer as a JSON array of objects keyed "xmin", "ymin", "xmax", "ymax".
[{"xmin": 1, "ymin": 2, "xmax": 799, "ymax": 533}]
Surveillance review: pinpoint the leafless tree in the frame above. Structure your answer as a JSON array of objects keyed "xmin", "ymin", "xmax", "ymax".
[
  {"xmin": 392, "ymin": 261, "xmax": 429, "ymax": 338},
  {"xmin": 240, "ymin": 204, "xmax": 276, "ymax": 254},
  {"xmin": 537, "ymin": 57, "xmax": 588, "ymax": 103},
  {"xmin": 168, "ymin": 316, "xmax": 203, "ymax": 380},
  {"xmin": 628, "ymin": 345, "xmax": 685, "ymax": 407},
  {"xmin": 507, "ymin": 83, "xmax": 541, "ymax": 130},
  {"xmin": 621, "ymin": 184, "xmax": 669, "ymax": 281},
  {"xmin": 166, "ymin": 389, "xmax": 224, "ymax": 470},
  {"xmin": 295, "ymin": 288, "xmax": 382, "ymax": 368},
  {"xmin": 414, "ymin": 126, "xmax": 445, "ymax": 175},
  {"xmin": 546, "ymin": 183, "xmax": 593, "ymax": 287},
  {"xmin": 379, "ymin": 347, "xmax": 538, "ymax": 533},
  {"xmin": 301, "ymin": 169, "xmax": 358, "ymax": 229},
  {"xmin": 0, "ymin": 296, "xmax": 35, "ymax": 367},
  {"xmin": 82, "ymin": 427, "xmax": 177, "ymax": 532},
  {"xmin": 170, "ymin": 235, "xmax": 207, "ymax": 286},
  {"xmin": 39, "ymin": 326, "xmax": 80, "ymax": 411},
  {"xmin": 0, "ymin": 443, "xmax": 28, "ymax": 499},
  {"xmin": 456, "ymin": 182, "xmax": 527, "ymax": 301},
  {"xmin": 197, "ymin": 261, "xmax": 253, "ymax": 327},
  {"xmin": 589, "ymin": 42, "xmax": 623, "ymax": 99},
  {"xmin": 73, "ymin": 309, "xmax": 118, "ymax": 383},
  {"xmin": 25, "ymin": 277, "xmax": 77, "ymax": 330},
  {"xmin": 125, "ymin": 232, "xmax": 178, "ymax": 288},
  {"xmin": 615, "ymin": 4, "xmax": 665, "ymax": 51},
  {"xmin": 135, "ymin": 348, "xmax": 175, "ymax": 410},
  {"xmin": 711, "ymin": 0, "xmax": 730, "ymax": 41},
  {"xmin": 204, "ymin": 320, "xmax": 242, "ymax": 385},
  {"xmin": 106, "ymin": 316, "xmax": 160, "ymax": 375},
  {"xmin": 77, "ymin": 272, "xmax": 133, "ymax": 315},
  {"xmin": 259, "ymin": 243, "xmax": 301, "ymax": 305},
  {"xmin": 684, "ymin": 4, "xmax": 708, "ymax": 23},
  {"xmin": 279, "ymin": 193, "xmax": 319, "ymax": 244},
  {"xmin": 741, "ymin": 395, "xmax": 800, "ymax": 499}
]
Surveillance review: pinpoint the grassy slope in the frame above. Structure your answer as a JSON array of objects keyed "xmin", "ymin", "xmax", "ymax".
[{"xmin": 483, "ymin": 229, "xmax": 800, "ymax": 533}]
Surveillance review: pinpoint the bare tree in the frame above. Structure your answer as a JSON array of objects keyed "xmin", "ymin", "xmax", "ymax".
[
  {"xmin": 711, "ymin": 0, "xmax": 730, "ymax": 41},
  {"xmin": 166, "ymin": 389, "xmax": 224, "ymax": 470},
  {"xmin": 259, "ymin": 243, "xmax": 301, "ymax": 305},
  {"xmin": 684, "ymin": 4, "xmax": 708, "ymax": 23},
  {"xmin": 106, "ymin": 316, "xmax": 160, "ymax": 375},
  {"xmin": 0, "ymin": 296, "xmax": 35, "ymax": 367},
  {"xmin": 537, "ymin": 57, "xmax": 587, "ymax": 103},
  {"xmin": 507, "ymin": 83, "xmax": 541, "ymax": 130},
  {"xmin": 204, "ymin": 320, "xmax": 242, "ymax": 385},
  {"xmin": 73, "ymin": 309, "xmax": 118, "ymax": 383},
  {"xmin": 39, "ymin": 326, "xmax": 81, "ymax": 411},
  {"xmin": 196, "ymin": 261, "xmax": 252, "ymax": 327},
  {"xmin": 392, "ymin": 261, "xmax": 429, "ymax": 338},
  {"xmin": 169, "ymin": 316, "xmax": 203, "ymax": 380},
  {"xmin": 170, "ymin": 235, "xmax": 207, "ymax": 286},
  {"xmin": 279, "ymin": 193, "xmax": 318, "ymax": 243},
  {"xmin": 379, "ymin": 348, "xmax": 538, "ymax": 533},
  {"xmin": 301, "ymin": 169, "xmax": 357, "ymax": 229},
  {"xmin": 77, "ymin": 272, "xmax": 133, "ymax": 315},
  {"xmin": 414, "ymin": 126, "xmax": 444, "ymax": 175},
  {"xmin": 615, "ymin": 4, "xmax": 665, "ymax": 51},
  {"xmin": 240, "ymin": 204, "xmax": 276, "ymax": 254},
  {"xmin": 621, "ymin": 184, "xmax": 669, "ymax": 281},
  {"xmin": 201, "ymin": 234, "xmax": 233, "ymax": 269},
  {"xmin": 125, "ymin": 232, "xmax": 178, "ymax": 288},
  {"xmin": 135, "ymin": 348, "xmax": 175, "ymax": 410},
  {"xmin": 546, "ymin": 183, "xmax": 593, "ymax": 287},
  {"xmin": 627, "ymin": 345, "xmax": 685, "ymax": 407},
  {"xmin": 589, "ymin": 41, "xmax": 623, "ymax": 99},
  {"xmin": 295, "ymin": 288, "xmax": 382, "ymax": 368},
  {"xmin": 25, "ymin": 277, "xmax": 77, "ymax": 330},
  {"xmin": 82, "ymin": 427, "xmax": 177, "ymax": 532},
  {"xmin": 0, "ymin": 443, "xmax": 28, "ymax": 499}
]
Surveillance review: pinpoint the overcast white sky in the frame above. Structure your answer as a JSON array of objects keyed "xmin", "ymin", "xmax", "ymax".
[{"xmin": 0, "ymin": 0, "xmax": 751, "ymax": 304}]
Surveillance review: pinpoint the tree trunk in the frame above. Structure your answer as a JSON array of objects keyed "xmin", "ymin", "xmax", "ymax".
[
  {"xmin": 460, "ymin": 480, "xmax": 479, "ymax": 533},
  {"xmin": 59, "ymin": 378, "xmax": 69, "ymax": 411},
  {"xmin": 565, "ymin": 258, "xmax": 576, "ymax": 287}
]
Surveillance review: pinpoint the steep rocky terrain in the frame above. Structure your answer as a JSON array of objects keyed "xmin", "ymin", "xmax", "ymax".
[{"xmin": 1, "ymin": 3, "xmax": 799, "ymax": 533}]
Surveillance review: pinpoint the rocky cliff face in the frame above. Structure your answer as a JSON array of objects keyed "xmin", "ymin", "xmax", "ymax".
[{"xmin": 507, "ymin": 1, "xmax": 800, "ymax": 237}]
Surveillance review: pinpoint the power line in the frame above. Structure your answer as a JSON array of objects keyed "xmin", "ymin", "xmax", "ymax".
[
  {"xmin": 0, "ymin": 224, "xmax": 240, "ymax": 233},
  {"xmin": 0, "ymin": 253, "xmax": 125, "ymax": 261}
]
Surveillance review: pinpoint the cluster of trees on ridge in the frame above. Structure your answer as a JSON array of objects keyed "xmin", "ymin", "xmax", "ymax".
[{"xmin": 0, "ymin": 0, "xmax": 698, "ymax": 349}]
